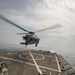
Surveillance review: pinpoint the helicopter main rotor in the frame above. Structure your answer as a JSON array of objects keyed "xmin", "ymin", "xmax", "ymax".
[{"xmin": 0, "ymin": 15, "xmax": 62, "ymax": 35}]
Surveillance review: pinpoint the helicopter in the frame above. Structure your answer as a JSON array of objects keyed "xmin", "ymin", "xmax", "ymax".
[{"xmin": 0, "ymin": 15, "xmax": 62, "ymax": 47}]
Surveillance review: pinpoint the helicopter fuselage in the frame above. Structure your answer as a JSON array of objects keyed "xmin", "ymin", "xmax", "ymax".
[{"xmin": 20, "ymin": 34, "xmax": 40, "ymax": 46}]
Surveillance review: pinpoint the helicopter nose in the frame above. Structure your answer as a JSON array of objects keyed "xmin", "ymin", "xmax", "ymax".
[{"xmin": 39, "ymin": 38, "xmax": 40, "ymax": 40}]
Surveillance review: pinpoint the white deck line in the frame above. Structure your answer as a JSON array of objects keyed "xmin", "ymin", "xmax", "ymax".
[
  {"xmin": 29, "ymin": 51, "xmax": 42, "ymax": 74},
  {"xmin": 55, "ymin": 55, "xmax": 61, "ymax": 72},
  {"xmin": 19, "ymin": 53, "xmax": 44, "ymax": 60},
  {"xmin": 0, "ymin": 56, "xmax": 61, "ymax": 73}
]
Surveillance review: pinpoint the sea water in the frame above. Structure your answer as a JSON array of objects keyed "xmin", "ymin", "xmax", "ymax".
[{"xmin": 63, "ymin": 53, "xmax": 75, "ymax": 70}]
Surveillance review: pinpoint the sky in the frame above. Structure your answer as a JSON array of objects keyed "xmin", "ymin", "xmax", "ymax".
[{"xmin": 0, "ymin": 0, "xmax": 75, "ymax": 54}]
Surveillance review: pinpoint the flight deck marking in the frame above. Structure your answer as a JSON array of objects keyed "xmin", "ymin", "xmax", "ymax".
[
  {"xmin": 50, "ymin": 73, "xmax": 52, "ymax": 75},
  {"xmin": 0, "ymin": 56, "xmax": 61, "ymax": 73},
  {"xmin": 45, "ymin": 55, "xmax": 53, "ymax": 57},
  {"xmin": 19, "ymin": 53, "xmax": 44, "ymax": 60},
  {"xmin": 29, "ymin": 51, "xmax": 42, "ymax": 74},
  {"xmin": 55, "ymin": 55, "xmax": 61, "ymax": 72}
]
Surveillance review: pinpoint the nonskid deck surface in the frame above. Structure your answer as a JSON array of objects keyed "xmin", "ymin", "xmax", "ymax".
[
  {"xmin": 58, "ymin": 55, "xmax": 75, "ymax": 75},
  {"xmin": 0, "ymin": 50, "xmax": 62, "ymax": 75}
]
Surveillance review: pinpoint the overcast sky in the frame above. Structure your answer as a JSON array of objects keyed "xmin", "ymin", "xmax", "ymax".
[{"xmin": 0, "ymin": 0, "xmax": 75, "ymax": 53}]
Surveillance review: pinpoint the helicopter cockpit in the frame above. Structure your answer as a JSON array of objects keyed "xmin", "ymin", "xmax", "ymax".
[{"xmin": 24, "ymin": 34, "xmax": 38, "ymax": 41}]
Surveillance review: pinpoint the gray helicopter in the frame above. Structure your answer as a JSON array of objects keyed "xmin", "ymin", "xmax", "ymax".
[{"xmin": 0, "ymin": 15, "xmax": 62, "ymax": 47}]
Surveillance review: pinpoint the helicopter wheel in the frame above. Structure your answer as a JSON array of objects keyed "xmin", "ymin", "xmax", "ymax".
[
  {"xmin": 25, "ymin": 43, "xmax": 27, "ymax": 47},
  {"xmin": 35, "ymin": 44, "xmax": 37, "ymax": 47}
]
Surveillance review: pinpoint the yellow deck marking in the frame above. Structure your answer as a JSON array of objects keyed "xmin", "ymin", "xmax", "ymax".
[
  {"xmin": 29, "ymin": 51, "xmax": 42, "ymax": 74},
  {"xmin": 55, "ymin": 55, "xmax": 61, "ymax": 72}
]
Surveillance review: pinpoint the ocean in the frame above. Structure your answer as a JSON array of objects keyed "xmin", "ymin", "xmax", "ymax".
[{"xmin": 63, "ymin": 53, "xmax": 75, "ymax": 70}]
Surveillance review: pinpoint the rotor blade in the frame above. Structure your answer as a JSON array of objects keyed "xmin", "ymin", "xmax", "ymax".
[
  {"xmin": 17, "ymin": 33, "xmax": 28, "ymax": 35},
  {"xmin": 39, "ymin": 35, "xmax": 47, "ymax": 39},
  {"xmin": 35, "ymin": 23, "xmax": 62, "ymax": 33},
  {"xmin": 0, "ymin": 15, "xmax": 30, "ymax": 32}
]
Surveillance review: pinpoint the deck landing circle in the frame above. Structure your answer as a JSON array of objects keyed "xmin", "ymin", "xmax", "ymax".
[{"xmin": 19, "ymin": 53, "xmax": 44, "ymax": 60}]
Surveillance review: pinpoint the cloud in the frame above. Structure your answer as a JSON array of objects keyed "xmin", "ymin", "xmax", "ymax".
[{"xmin": 0, "ymin": 0, "xmax": 75, "ymax": 40}]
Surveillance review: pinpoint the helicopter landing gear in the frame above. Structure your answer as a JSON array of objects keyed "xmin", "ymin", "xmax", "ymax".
[
  {"xmin": 25, "ymin": 45, "xmax": 27, "ymax": 47},
  {"xmin": 25, "ymin": 43, "xmax": 28, "ymax": 47},
  {"xmin": 35, "ymin": 44, "xmax": 37, "ymax": 47}
]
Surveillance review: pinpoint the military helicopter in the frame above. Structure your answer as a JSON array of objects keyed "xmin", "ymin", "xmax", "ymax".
[{"xmin": 0, "ymin": 15, "xmax": 62, "ymax": 47}]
